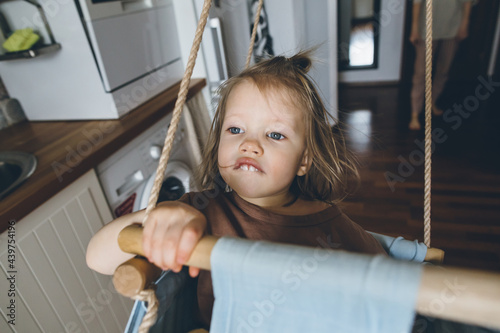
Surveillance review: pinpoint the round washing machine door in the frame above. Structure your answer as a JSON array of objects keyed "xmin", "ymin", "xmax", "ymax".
[{"xmin": 134, "ymin": 161, "xmax": 196, "ymax": 211}]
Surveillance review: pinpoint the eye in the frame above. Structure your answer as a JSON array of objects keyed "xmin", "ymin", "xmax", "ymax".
[
  {"xmin": 228, "ymin": 127, "xmax": 243, "ymax": 134},
  {"xmin": 268, "ymin": 132, "xmax": 285, "ymax": 140}
]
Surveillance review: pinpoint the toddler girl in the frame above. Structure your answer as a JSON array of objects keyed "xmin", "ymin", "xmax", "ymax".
[{"xmin": 87, "ymin": 50, "xmax": 385, "ymax": 328}]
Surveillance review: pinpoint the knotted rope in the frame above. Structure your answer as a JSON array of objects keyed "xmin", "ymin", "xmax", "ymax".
[
  {"xmin": 423, "ymin": 0, "xmax": 433, "ymax": 247},
  {"xmin": 133, "ymin": 289, "xmax": 159, "ymax": 333}
]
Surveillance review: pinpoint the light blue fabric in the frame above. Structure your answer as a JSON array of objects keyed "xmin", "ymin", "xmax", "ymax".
[
  {"xmin": 368, "ymin": 232, "xmax": 428, "ymax": 262},
  {"xmin": 210, "ymin": 237, "xmax": 423, "ymax": 333}
]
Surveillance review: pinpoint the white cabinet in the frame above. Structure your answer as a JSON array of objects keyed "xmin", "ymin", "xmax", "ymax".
[{"xmin": 0, "ymin": 170, "xmax": 133, "ymax": 332}]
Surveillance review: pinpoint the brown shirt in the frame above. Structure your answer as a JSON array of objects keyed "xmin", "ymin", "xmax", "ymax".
[{"xmin": 179, "ymin": 190, "xmax": 386, "ymax": 327}]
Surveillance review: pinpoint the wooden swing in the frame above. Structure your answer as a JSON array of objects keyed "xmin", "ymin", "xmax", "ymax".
[{"xmin": 110, "ymin": 0, "xmax": 500, "ymax": 332}]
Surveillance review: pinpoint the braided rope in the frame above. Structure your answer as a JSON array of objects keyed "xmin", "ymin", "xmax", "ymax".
[
  {"xmin": 135, "ymin": 0, "xmax": 272, "ymax": 330},
  {"xmin": 136, "ymin": 0, "xmax": 213, "ymax": 331},
  {"xmin": 133, "ymin": 289, "xmax": 159, "ymax": 333},
  {"xmin": 423, "ymin": 0, "xmax": 433, "ymax": 247},
  {"xmin": 245, "ymin": 0, "xmax": 264, "ymax": 69},
  {"xmin": 142, "ymin": 0, "xmax": 213, "ymax": 224}
]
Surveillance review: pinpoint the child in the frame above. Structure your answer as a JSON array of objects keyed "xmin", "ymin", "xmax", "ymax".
[{"xmin": 86, "ymin": 50, "xmax": 386, "ymax": 328}]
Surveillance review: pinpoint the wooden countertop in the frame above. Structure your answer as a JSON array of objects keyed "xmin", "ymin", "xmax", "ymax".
[{"xmin": 0, "ymin": 78, "xmax": 206, "ymax": 233}]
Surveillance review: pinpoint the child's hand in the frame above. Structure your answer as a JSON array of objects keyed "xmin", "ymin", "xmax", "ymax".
[{"xmin": 142, "ymin": 201, "xmax": 207, "ymax": 277}]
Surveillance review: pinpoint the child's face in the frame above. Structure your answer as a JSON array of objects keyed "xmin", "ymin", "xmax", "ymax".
[{"xmin": 218, "ymin": 81, "xmax": 309, "ymax": 206}]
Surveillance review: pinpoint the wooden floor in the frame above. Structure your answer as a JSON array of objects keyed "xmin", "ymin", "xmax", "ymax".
[{"xmin": 337, "ymin": 81, "xmax": 500, "ymax": 272}]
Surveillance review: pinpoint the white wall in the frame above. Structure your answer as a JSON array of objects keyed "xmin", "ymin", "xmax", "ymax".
[
  {"xmin": 304, "ymin": 1, "xmax": 338, "ymax": 122},
  {"xmin": 339, "ymin": 0, "xmax": 406, "ymax": 84},
  {"xmin": 266, "ymin": 0, "xmax": 338, "ymax": 122},
  {"xmin": 173, "ymin": 0, "xmax": 208, "ymax": 80},
  {"xmin": 266, "ymin": 0, "xmax": 305, "ymax": 56}
]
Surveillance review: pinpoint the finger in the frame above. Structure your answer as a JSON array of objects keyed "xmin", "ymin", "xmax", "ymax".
[
  {"xmin": 189, "ymin": 266, "xmax": 200, "ymax": 278},
  {"xmin": 176, "ymin": 223, "xmax": 205, "ymax": 266},
  {"xmin": 143, "ymin": 206, "xmax": 168, "ymax": 257},
  {"xmin": 150, "ymin": 222, "xmax": 182, "ymax": 271},
  {"xmin": 142, "ymin": 212, "xmax": 158, "ymax": 259},
  {"xmin": 143, "ymin": 210, "xmax": 169, "ymax": 265}
]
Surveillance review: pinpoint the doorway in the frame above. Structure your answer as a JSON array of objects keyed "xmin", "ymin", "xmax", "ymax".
[
  {"xmin": 338, "ymin": 0, "xmax": 407, "ymax": 84},
  {"xmin": 338, "ymin": 0, "xmax": 381, "ymax": 70}
]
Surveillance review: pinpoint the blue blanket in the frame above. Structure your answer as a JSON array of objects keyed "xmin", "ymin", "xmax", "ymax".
[{"xmin": 210, "ymin": 237, "xmax": 423, "ymax": 333}]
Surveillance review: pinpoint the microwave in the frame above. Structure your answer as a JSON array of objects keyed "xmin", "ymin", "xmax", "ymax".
[{"xmin": 0, "ymin": 0, "xmax": 183, "ymax": 120}]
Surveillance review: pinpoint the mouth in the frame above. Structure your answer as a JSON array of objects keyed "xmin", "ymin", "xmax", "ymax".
[
  {"xmin": 237, "ymin": 164, "xmax": 260, "ymax": 172},
  {"xmin": 234, "ymin": 158, "xmax": 263, "ymax": 172}
]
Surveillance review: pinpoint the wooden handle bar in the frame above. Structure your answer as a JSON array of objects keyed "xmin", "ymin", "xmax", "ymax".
[
  {"xmin": 417, "ymin": 266, "xmax": 500, "ymax": 329},
  {"xmin": 113, "ymin": 224, "xmax": 217, "ymax": 297},
  {"xmin": 424, "ymin": 247, "xmax": 445, "ymax": 264},
  {"xmin": 113, "ymin": 257, "xmax": 162, "ymax": 298},
  {"xmin": 114, "ymin": 225, "xmax": 500, "ymax": 330},
  {"xmin": 117, "ymin": 224, "xmax": 218, "ymax": 270}
]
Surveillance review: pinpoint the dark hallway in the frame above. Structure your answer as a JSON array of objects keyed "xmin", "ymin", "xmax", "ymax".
[{"xmin": 337, "ymin": 78, "xmax": 500, "ymax": 273}]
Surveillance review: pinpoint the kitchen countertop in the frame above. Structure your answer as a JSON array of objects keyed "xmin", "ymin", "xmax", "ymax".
[{"xmin": 0, "ymin": 78, "xmax": 206, "ymax": 233}]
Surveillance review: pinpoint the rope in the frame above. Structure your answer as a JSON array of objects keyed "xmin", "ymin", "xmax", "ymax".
[
  {"xmin": 132, "ymin": 0, "xmax": 296, "ymax": 330},
  {"xmin": 142, "ymin": 0, "xmax": 213, "ymax": 224},
  {"xmin": 423, "ymin": 0, "xmax": 433, "ymax": 247},
  {"xmin": 136, "ymin": 0, "xmax": 213, "ymax": 331},
  {"xmin": 133, "ymin": 289, "xmax": 158, "ymax": 333},
  {"xmin": 245, "ymin": 0, "xmax": 264, "ymax": 69}
]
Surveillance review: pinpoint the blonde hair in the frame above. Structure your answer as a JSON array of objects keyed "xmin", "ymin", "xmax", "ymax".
[{"xmin": 197, "ymin": 50, "xmax": 359, "ymax": 204}]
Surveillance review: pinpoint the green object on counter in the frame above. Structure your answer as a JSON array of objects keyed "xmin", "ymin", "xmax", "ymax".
[{"xmin": 3, "ymin": 28, "xmax": 40, "ymax": 52}]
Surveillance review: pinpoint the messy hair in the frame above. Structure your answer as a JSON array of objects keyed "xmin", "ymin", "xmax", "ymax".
[{"xmin": 197, "ymin": 50, "xmax": 359, "ymax": 204}]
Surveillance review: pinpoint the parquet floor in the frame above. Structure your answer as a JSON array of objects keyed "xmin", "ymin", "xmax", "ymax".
[{"xmin": 337, "ymin": 81, "xmax": 500, "ymax": 272}]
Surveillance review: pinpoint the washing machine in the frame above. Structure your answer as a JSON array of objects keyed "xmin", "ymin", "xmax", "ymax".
[{"xmin": 96, "ymin": 113, "xmax": 200, "ymax": 218}]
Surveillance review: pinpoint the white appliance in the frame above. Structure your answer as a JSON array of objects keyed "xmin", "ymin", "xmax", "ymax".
[
  {"xmin": 96, "ymin": 112, "xmax": 198, "ymax": 217},
  {"xmin": 0, "ymin": 0, "xmax": 184, "ymax": 120}
]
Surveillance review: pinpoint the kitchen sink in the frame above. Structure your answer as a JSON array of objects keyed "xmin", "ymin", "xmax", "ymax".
[{"xmin": 0, "ymin": 151, "xmax": 37, "ymax": 200}]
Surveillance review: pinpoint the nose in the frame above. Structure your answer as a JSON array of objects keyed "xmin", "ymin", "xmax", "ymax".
[{"xmin": 239, "ymin": 139, "xmax": 263, "ymax": 156}]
